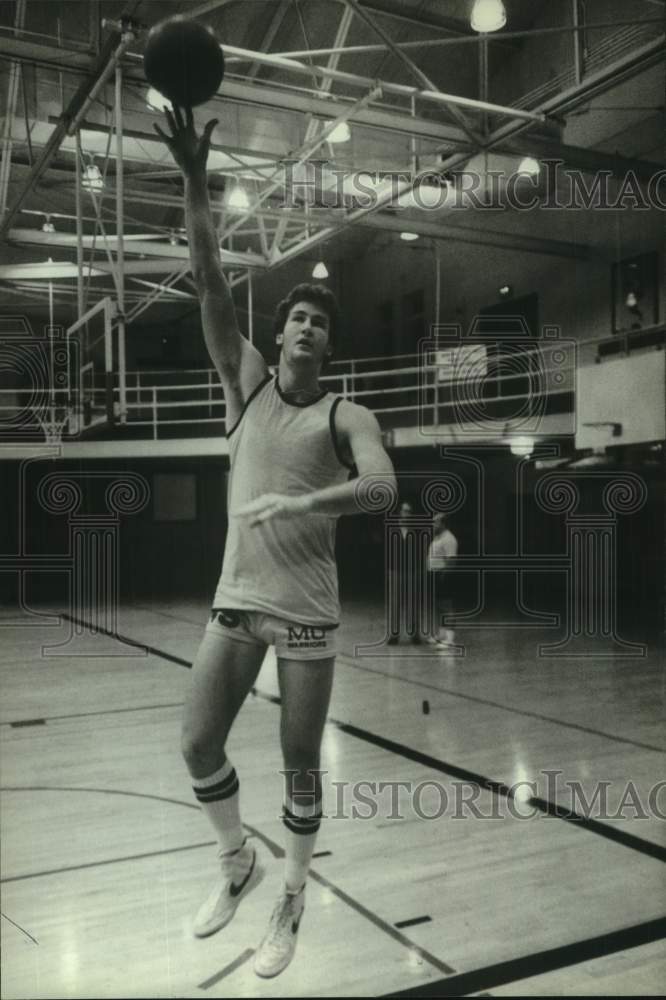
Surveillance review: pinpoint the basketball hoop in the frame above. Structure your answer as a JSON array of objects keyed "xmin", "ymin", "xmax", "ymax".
[{"xmin": 38, "ymin": 406, "xmax": 71, "ymax": 445}]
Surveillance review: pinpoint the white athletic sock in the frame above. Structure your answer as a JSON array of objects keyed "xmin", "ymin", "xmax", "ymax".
[
  {"xmin": 282, "ymin": 791, "xmax": 322, "ymax": 893},
  {"xmin": 192, "ymin": 759, "xmax": 245, "ymax": 855}
]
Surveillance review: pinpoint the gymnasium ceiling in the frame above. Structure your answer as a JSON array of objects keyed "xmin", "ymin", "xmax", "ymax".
[{"xmin": 0, "ymin": 0, "xmax": 664, "ymax": 326}]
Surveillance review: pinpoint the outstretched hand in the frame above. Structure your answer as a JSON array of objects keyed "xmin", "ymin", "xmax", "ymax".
[{"xmin": 153, "ymin": 104, "xmax": 217, "ymax": 176}]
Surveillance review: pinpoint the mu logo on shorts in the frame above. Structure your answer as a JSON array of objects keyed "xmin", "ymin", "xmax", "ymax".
[{"xmin": 287, "ymin": 625, "xmax": 327, "ymax": 648}]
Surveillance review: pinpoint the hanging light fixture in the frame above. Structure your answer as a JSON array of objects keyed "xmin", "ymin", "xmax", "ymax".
[
  {"xmin": 227, "ymin": 183, "xmax": 250, "ymax": 211},
  {"xmin": 169, "ymin": 230, "xmax": 179, "ymax": 246},
  {"xmin": 82, "ymin": 158, "xmax": 103, "ymax": 191},
  {"xmin": 325, "ymin": 120, "xmax": 351, "ymax": 143},
  {"xmin": 517, "ymin": 156, "xmax": 540, "ymax": 176},
  {"xmin": 400, "ymin": 232, "xmax": 419, "ymax": 241},
  {"xmin": 470, "ymin": 0, "xmax": 507, "ymax": 32},
  {"xmin": 312, "ymin": 261, "xmax": 329, "ymax": 279},
  {"xmin": 42, "ymin": 215, "xmax": 55, "ymax": 233},
  {"xmin": 509, "ymin": 435, "xmax": 535, "ymax": 457}
]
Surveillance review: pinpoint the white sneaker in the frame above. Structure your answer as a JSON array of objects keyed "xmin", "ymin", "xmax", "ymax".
[
  {"xmin": 253, "ymin": 886, "xmax": 305, "ymax": 978},
  {"xmin": 193, "ymin": 840, "xmax": 261, "ymax": 938}
]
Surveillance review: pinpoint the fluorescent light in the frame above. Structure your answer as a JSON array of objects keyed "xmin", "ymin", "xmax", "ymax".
[
  {"xmin": 510, "ymin": 436, "xmax": 535, "ymax": 457},
  {"xmin": 312, "ymin": 261, "xmax": 329, "ymax": 279},
  {"xmin": 471, "ymin": 0, "xmax": 506, "ymax": 32},
  {"xmin": 326, "ymin": 121, "xmax": 351, "ymax": 143},
  {"xmin": 82, "ymin": 163, "xmax": 103, "ymax": 191},
  {"xmin": 400, "ymin": 232, "xmax": 419, "ymax": 241},
  {"xmin": 227, "ymin": 184, "xmax": 250, "ymax": 211},
  {"xmin": 518, "ymin": 156, "xmax": 540, "ymax": 176}
]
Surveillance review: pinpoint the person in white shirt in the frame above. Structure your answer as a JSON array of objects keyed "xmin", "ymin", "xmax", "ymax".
[{"xmin": 427, "ymin": 513, "xmax": 458, "ymax": 647}]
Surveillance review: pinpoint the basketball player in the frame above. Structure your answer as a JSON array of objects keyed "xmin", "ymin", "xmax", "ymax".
[
  {"xmin": 427, "ymin": 513, "xmax": 458, "ymax": 646},
  {"xmin": 155, "ymin": 106, "xmax": 396, "ymax": 978}
]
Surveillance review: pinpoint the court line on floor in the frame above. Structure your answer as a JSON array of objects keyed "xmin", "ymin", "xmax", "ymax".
[
  {"xmin": 129, "ymin": 602, "xmax": 213, "ymax": 628},
  {"xmin": 306, "ymin": 868, "xmax": 455, "ymax": 975},
  {"xmin": 324, "ymin": 717, "xmax": 666, "ymax": 864},
  {"xmin": 246, "ymin": 687, "xmax": 666, "ymax": 864},
  {"xmin": 55, "ymin": 613, "xmax": 666, "ymax": 862},
  {"xmin": 0, "ymin": 702, "xmax": 183, "ymax": 728},
  {"xmin": 198, "ymin": 949, "xmax": 254, "ymax": 990},
  {"xmin": 382, "ymin": 915, "xmax": 666, "ymax": 997},
  {"xmin": 335, "ymin": 652, "xmax": 666, "ymax": 755},
  {"xmin": 1, "ymin": 911, "xmax": 39, "ymax": 944},
  {"xmin": 117, "ymin": 604, "xmax": 665, "ymax": 755},
  {"xmin": 56, "ymin": 612, "xmax": 192, "ymax": 666},
  {"xmin": 0, "ymin": 785, "xmax": 456, "ymax": 981},
  {"xmin": 1, "ymin": 837, "xmax": 216, "ymax": 883},
  {"xmin": 9, "ymin": 623, "xmax": 655, "ymax": 996}
]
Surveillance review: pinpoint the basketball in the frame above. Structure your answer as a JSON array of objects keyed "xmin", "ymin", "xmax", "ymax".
[{"xmin": 144, "ymin": 16, "xmax": 225, "ymax": 108}]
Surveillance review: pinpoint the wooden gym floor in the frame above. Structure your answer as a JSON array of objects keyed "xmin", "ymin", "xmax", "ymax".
[{"xmin": 1, "ymin": 598, "xmax": 665, "ymax": 998}]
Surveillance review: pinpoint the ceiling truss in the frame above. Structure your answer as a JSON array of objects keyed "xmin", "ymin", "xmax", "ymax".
[{"xmin": 0, "ymin": 1, "xmax": 663, "ymax": 319}]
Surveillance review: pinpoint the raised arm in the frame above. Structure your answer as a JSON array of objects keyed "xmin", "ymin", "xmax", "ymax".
[{"xmin": 154, "ymin": 106, "xmax": 267, "ymax": 429}]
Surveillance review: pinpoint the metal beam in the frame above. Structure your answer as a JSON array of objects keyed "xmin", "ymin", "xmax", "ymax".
[
  {"xmin": 219, "ymin": 79, "xmax": 469, "ymax": 143},
  {"xmin": 483, "ymin": 34, "xmax": 665, "ymax": 153},
  {"xmin": 0, "ymin": 44, "xmax": 470, "ymax": 147},
  {"xmin": 6, "ymin": 228, "xmax": 268, "ymax": 268},
  {"xmin": 275, "ymin": 4, "xmax": 355, "ymax": 257},
  {"xmin": 346, "ymin": 0, "xmax": 481, "ymax": 144},
  {"xmin": 356, "ymin": 0, "xmax": 475, "ymax": 37},
  {"xmin": 247, "ymin": 0, "xmax": 290, "ymax": 80},
  {"xmin": 219, "ymin": 44, "xmax": 548, "ymax": 123},
  {"xmin": 0, "ymin": 0, "xmax": 27, "ymax": 219},
  {"xmin": 353, "ymin": 212, "xmax": 594, "ymax": 260},
  {"xmin": 236, "ymin": 16, "xmax": 666, "ymax": 58},
  {"xmin": 0, "ymin": 34, "xmax": 94, "ymax": 71},
  {"xmin": 0, "ymin": 28, "xmax": 128, "ymax": 237},
  {"xmin": 219, "ymin": 86, "xmax": 383, "ymax": 249},
  {"xmin": 496, "ymin": 135, "xmax": 662, "ymax": 184}
]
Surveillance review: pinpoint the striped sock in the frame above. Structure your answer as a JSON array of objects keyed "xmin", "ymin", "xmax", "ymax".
[
  {"xmin": 192, "ymin": 759, "xmax": 244, "ymax": 855},
  {"xmin": 282, "ymin": 792, "xmax": 322, "ymax": 893}
]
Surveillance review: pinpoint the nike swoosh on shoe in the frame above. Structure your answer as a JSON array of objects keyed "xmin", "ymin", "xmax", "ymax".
[{"xmin": 229, "ymin": 852, "xmax": 255, "ymax": 898}]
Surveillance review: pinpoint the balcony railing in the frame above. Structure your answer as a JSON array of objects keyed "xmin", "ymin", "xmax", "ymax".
[{"xmin": 1, "ymin": 325, "xmax": 663, "ymax": 443}]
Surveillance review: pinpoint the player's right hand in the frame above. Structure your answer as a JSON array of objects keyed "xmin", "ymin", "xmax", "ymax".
[{"xmin": 153, "ymin": 105, "xmax": 217, "ymax": 176}]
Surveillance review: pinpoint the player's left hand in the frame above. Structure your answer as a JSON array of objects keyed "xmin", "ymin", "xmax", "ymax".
[{"xmin": 235, "ymin": 493, "xmax": 311, "ymax": 526}]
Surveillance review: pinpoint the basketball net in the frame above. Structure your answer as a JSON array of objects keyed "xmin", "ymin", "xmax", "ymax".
[{"xmin": 38, "ymin": 405, "xmax": 72, "ymax": 445}]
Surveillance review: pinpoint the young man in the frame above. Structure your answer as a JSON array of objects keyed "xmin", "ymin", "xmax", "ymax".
[
  {"xmin": 427, "ymin": 513, "xmax": 458, "ymax": 647},
  {"xmin": 154, "ymin": 107, "xmax": 395, "ymax": 978}
]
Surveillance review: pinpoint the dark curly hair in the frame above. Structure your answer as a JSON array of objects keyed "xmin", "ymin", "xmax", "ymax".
[{"xmin": 272, "ymin": 283, "xmax": 340, "ymax": 355}]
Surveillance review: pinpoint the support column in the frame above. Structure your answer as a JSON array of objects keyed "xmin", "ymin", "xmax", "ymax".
[
  {"xmin": 115, "ymin": 60, "xmax": 127, "ymax": 423},
  {"xmin": 38, "ymin": 471, "xmax": 149, "ymax": 656}
]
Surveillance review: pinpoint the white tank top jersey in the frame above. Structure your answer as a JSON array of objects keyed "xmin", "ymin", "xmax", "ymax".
[{"xmin": 214, "ymin": 375, "xmax": 354, "ymax": 626}]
